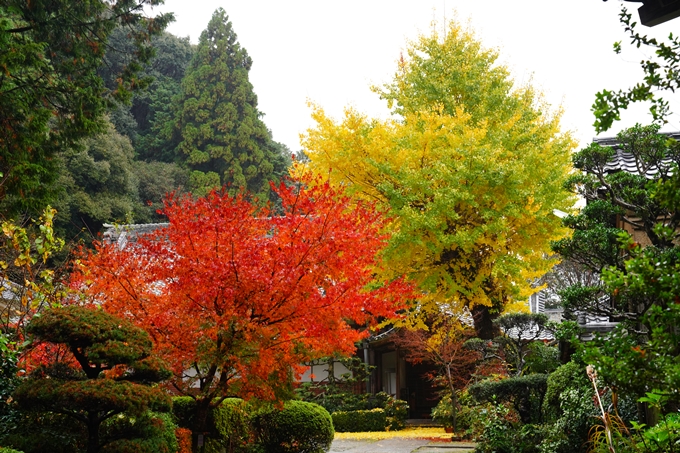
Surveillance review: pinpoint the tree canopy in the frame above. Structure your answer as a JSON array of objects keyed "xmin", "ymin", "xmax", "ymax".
[
  {"xmin": 12, "ymin": 306, "xmax": 171, "ymax": 453},
  {"xmin": 593, "ymin": 8, "xmax": 680, "ymax": 133},
  {"xmin": 0, "ymin": 0, "xmax": 172, "ymax": 218},
  {"xmin": 171, "ymin": 8, "xmax": 289, "ymax": 200},
  {"xmin": 298, "ymin": 21, "xmax": 575, "ymax": 337},
  {"xmin": 72, "ymin": 176, "xmax": 415, "ymax": 436}
]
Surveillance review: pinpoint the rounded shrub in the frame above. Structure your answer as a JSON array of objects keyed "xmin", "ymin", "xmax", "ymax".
[
  {"xmin": 205, "ymin": 399, "xmax": 252, "ymax": 453},
  {"xmin": 171, "ymin": 396, "xmax": 196, "ymax": 430},
  {"xmin": 253, "ymin": 400, "xmax": 334, "ymax": 453}
]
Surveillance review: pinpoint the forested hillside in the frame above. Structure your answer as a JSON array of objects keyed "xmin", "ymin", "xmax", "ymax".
[{"xmin": 0, "ymin": 4, "xmax": 291, "ymax": 242}]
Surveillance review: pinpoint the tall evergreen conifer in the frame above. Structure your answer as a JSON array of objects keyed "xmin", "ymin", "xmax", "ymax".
[{"xmin": 174, "ymin": 8, "xmax": 286, "ymax": 200}]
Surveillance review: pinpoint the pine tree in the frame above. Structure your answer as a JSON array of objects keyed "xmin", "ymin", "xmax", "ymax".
[{"xmin": 173, "ymin": 8, "xmax": 287, "ymax": 200}]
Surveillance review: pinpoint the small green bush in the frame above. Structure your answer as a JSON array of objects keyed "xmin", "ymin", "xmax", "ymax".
[
  {"xmin": 0, "ymin": 411, "xmax": 86, "ymax": 453},
  {"xmin": 253, "ymin": 400, "xmax": 333, "ymax": 453},
  {"xmin": 0, "ymin": 448, "xmax": 24, "ymax": 453},
  {"xmin": 384, "ymin": 398, "xmax": 408, "ymax": 431},
  {"xmin": 101, "ymin": 412, "xmax": 178, "ymax": 453},
  {"xmin": 205, "ymin": 399, "xmax": 252, "ymax": 453},
  {"xmin": 332, "ymin": 408, "xmax": 387, "ymax": 433}
]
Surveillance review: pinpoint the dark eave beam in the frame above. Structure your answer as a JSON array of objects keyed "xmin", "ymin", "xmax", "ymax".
[{"xmin": 637, "ymin": 0, "xmax": 680, "ymax": 26}]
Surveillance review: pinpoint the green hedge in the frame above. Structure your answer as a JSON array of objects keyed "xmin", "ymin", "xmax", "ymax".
[
  {"xmin": 468, "ymin": 374, "xmax": 549, "ymax": 424},
  {"xmin": 332, "ymin": 408, "xmax": 386, "ymax": 432},
  {"xmin": 0, "ymin": 448, "xmax": 24, "ymax": 453},
  {"xmin": 253, "ymin": 400, "xmax": 334, "ymax": 453},
  {"xmin": 171, "ymin": 396, "xmax": 196, "ymax": 429}
]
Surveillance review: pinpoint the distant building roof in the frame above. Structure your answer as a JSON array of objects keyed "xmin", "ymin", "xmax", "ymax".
[
  {"xmin": 102, "ymin": 223, "xmax": 168, "ymax": 250},
  {"xmin": 593, "ymin": 132, "xmax": 680, "ymax": 179}
]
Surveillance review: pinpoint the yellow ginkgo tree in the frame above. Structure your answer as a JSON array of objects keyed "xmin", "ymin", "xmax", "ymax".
[{"xmin": 297, "ymin": 21, "xmax": 575, "ymax": 338}]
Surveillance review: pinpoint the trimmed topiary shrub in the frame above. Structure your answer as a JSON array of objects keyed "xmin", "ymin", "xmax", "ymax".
[
  {"xmin": 468, "ymin": 374, "xmax": 548, "ymax": 424},
  {"xmin": 205, "ymin": 399, "xmax": 252, "ymax": 453},
  {"xmin": 253, "ymin": 401, "xmax": 334, "ymax": 453},
  {"xmin": 331, "ymin": 408, "xmax": 387, "ymax": 433},
  {"xmin": 171, "ymin": 396, "xmax": 196, "ymax": 430},
  {"xmin": 100, "ymin": 411, "xmax": 178, "ymax": 453}
]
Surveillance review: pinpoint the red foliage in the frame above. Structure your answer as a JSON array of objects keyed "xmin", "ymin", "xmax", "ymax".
[
  {"xmin": 71, "ymin": 177, "xmax": 415, "ymax": 403},
  {"xmin": 395, "ymin": 317, "xmax": 480, "ymax": 394}
]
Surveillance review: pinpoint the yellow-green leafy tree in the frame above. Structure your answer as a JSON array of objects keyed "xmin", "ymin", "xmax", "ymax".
[{"xmin": 298, "ymin": 22, "xmax": 575, "ymax": 338}]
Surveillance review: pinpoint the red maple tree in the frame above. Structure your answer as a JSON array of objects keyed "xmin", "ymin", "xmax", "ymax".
[
  {"xmin": 395, "ymin": 316, "xmax": 481, "ymax": 433},
  {"xmin": 71, "ymin": 176, "xmax": 415, "ymax": 438}
]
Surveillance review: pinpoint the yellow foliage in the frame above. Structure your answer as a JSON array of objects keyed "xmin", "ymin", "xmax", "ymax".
[
  {"xmin": 297, "ymin": 20, "xmax": 575, "ymax": 320},
  {"xmin": 334, "ymin": 426, "xmax": 454, "ymax": 441}
]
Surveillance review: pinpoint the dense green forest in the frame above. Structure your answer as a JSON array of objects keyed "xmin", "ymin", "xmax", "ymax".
[{"xmin": 1, "ymin": 5, "xmax": 291, "ymax": 243}]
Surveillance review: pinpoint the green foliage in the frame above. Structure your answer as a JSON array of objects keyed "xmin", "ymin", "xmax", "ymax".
[
  {"xmin": 0, "ymin": 334, "xmax": 19, "ymax": 431},
  {"xmin": 53, "ymin": 119, "xmax": 143, "ymax": 241},
  {"xmin": 206, "ymin": 399, "xmax": 252, "ymax": 453},
  {"xmin": 593, "ymin": 8, "xmax": 680, "ymax": 132},
  {"xmin": 171, "ymin": 396, "xmax": 196, "ymax": 430},
  {"xmin": 554, "ymin": 125, "xmax": 680, "ymax": 325},
  {"xmin": 132, "ymin": 160, "xmax": 189, "ymax": 223},
  {"xmin": 384, "ymin": 397, "xmax": 408, "ymax": 431},
  {"xmin": 472, "ymin": 400, "xmax": 522, "ymax": 453},
  {"xmin": 632, "ymin": 412, "xmax": 680, "ymax": 453},
  {"xmin": 13, "ymin": 378, "xmax": 171, "ymax": 416},
  {"xmin": 538, "ymin": 362, "xmax": 595, "ymax": 453},
  {"xmin": 100, "ymin": 27, "xmax": 196, "ymax": 161},
  {"xmin": 27, "ymin": 306, "xmax": 154, "ymax": 375},
  {"xmin": 100, "ymin": 412, "xmax": 178, "ymax": 453},
  {"xmin": 1, "ymin": 411, "xmax": 86, "ymax": 453},
  {"xmin": 432, "ymin": 394, "xmax": 456, "ymax": 428},
  {"xmin": 0, "ymin": 0, "xmax": 172, "ymax": 217},
  {"xmin": 172, "ymin": 8, "xmax": 288, "ymax": 201},
  {"xmin": 253, "ymin": 400, "xmax": 334, "ymax": 453},
  {"xmin": 0, "ymin": 448, "xmax": 24, "ymax": 453},
  {"xmin": 585, "ymin": 239, "xmax": 680, "ymax": 403},
  {"xmin": 468, "ymin": 375, "xmax": 548, "ymax": 424},
  {"xmin": 294, "ymin": 356, "xmax": 377, "ymax": 413},
  {"xmin": 12, "ymin": 306, "xmax": 171, "ymax": 453},
  {"xmin": 542, "ymin": 361, "xmax": 589, "ymax": 419},
  {"xmin": 331, "ymin": 408, "xmax": 387, "ymax": 433},
  {"xmin": 493, "ymin": 313, "xmax": 554, "ymax": 376},
  {"xmin": 523, "ymin": 342, "xmax": 560, "ymax": 375}
]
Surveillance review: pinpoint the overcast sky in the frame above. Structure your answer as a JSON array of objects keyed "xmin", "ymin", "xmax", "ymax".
[{"xmin": 153, "ymin": 0, "xmax": 680, "ymax": 152}]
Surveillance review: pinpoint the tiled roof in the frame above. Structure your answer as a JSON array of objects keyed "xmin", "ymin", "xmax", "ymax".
[
  {"xmin": 102, "ymin": 223, "xmax": 168, "ymax": 250},
  {"xmin": 594, "ymin": 132, "xmax": 680, "ymax": 178}
]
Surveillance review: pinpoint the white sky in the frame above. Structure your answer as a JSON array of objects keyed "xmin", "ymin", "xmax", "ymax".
[{"xmin": 153, "ymin": 0, "xmax": 680, "ymax": 152}]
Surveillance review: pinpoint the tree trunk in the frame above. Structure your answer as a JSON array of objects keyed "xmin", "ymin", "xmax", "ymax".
[
  {"xmin": 193, "ymin": 398, "xmax": 213, "ymax": 453},
  {"xmin": 472, "ymin": 305, "xmax": 497, "ymax": 340},
  {"xmin": 86, "ymin": 412, "xmax": 101, "ymax": 453}
]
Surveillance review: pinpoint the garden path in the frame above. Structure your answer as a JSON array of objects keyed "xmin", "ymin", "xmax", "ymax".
[{"xmin": 329, "ymin": 439, "xmax": 475, "ymax": 453}]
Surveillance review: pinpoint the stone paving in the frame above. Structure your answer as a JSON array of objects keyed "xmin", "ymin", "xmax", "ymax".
[{"xmin": 329, "ymin": 439, "xmax": 476, "ymax": 453}]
